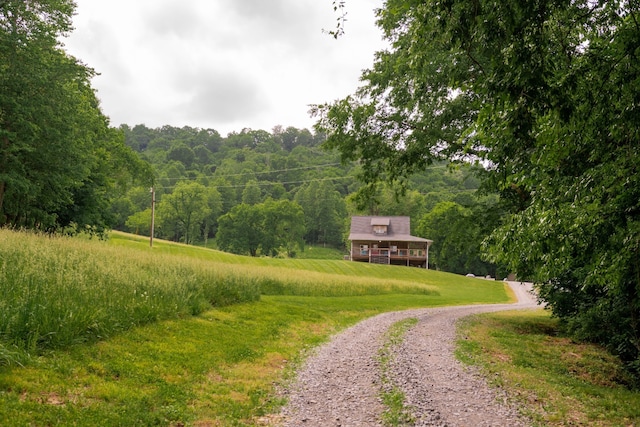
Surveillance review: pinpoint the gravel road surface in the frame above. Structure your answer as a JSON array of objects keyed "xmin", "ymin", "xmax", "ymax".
[{"xmin": 278, "ymin": 281, "xmax": 538, "ymax": 426}]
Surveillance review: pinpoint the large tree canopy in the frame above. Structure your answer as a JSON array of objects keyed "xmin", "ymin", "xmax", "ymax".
[
  {"xmin": 216, "ymin": 200, "xmax": 305, "ymax": 257},
  {"xmin": 0, "ymin": 0, "xmax": 151, "ymax": 232},
  {"xmin": 317, "ymin": 0, "xmax": 640, "ymax": 370}
]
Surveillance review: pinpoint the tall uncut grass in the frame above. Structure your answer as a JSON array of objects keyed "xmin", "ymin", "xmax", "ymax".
[
  {"xmin": 0, "ymin": 230, "xmax": 444, "ymax": 366},
  {"xmin": 109, "ymin": 231, "xmax": 442, "ymax": 298},
  {"xmin": 0, "ymin": 230, "xmax": 519, "ymax": 426},
  {"xmin": 0, "ymin": 229, "xmax": 260, "ymax": 363}
]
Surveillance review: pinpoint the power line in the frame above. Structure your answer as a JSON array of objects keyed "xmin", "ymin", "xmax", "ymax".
[
  {"xmin": 156, "ymin": 175, "xmax": 353, "ymax": 191},
  {"xmin": 159, "ymin": 162, "xmax": 346, "ymax": 182},
  {"xmin": 153, "ymin": 163, "xmax": 466, "ymax": 191}
]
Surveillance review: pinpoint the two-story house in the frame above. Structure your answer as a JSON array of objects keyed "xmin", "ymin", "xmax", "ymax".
[{"xmin": 348, "ymin": 216, "xmax": 433, "ymax": 268}]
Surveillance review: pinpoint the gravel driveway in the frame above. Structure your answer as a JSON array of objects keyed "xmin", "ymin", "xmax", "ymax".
[{"xmin": 278, "ymin": 281, "xmax": 538, "ymax": 426}]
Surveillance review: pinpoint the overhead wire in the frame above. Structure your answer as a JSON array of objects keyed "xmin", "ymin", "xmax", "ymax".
[
  {"xmin": 158, "ymin": 162, "xmax": 346, "ymax": 182},
  {"xmin": 152, "ymin": 163, "xmax": 467, "ymax": 192},
  {"xmin": 155, "ymin": 175, "xmax": 354, "ymax": 191}
]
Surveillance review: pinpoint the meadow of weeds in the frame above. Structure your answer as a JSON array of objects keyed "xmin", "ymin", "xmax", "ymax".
[{"xmin": 0, "ymin": 229, "xmax": 260, "ymax": 364}]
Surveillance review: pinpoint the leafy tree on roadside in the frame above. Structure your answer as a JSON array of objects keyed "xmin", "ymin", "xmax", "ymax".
[{"xmin": 317, "ymin": 0, "xmax": 640, "ymax": 371}]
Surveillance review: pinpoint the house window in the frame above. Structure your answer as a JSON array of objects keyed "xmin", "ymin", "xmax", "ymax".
[{"xmin": 373, "ymin": 225, "xmax": 387, "ymax": 235}]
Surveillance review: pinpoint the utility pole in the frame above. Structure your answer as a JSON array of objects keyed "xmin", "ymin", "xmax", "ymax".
[{"xmin": 150, "ymin": 187, "xmax": 155, "ymax": 248}]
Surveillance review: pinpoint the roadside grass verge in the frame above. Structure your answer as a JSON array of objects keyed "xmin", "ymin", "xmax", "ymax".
[{"xmin": 456, "ymin": 310, "xmax": 640, "ymax": 426}]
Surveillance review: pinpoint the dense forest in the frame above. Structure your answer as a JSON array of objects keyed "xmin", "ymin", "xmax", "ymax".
[{"xmin": 113, "ymin": 124, "xmax": 504, "ymax": 276}]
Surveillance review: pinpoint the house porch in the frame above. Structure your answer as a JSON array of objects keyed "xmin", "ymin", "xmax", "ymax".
[{"xmin": 350, "ymin": 240, "xmax": 430, "ymax": 268}]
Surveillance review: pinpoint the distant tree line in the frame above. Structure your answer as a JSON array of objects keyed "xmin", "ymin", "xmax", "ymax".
[{"xmin": 115, "ymin": 125, "xmax": 353, "ymax": 257}]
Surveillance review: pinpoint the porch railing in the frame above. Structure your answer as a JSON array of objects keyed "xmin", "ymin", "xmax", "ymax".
[{"xmin": 356, "ymin": 248, "xmax": 425, "ymax": 258}]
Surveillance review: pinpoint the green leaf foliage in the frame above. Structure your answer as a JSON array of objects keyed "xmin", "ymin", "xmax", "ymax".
[
  {"xmin": 156, "ymin": 181, "xmax": 217, "ymax": 244},
  {"xmin": 217, "ymin": 203, "xmax": 265, "ymax": 257},
  {"xmin": 294, "ymin": 180, "xmax": 347, "ymax": 247},
  {"xmin": 418, "ymin": 201, "xmax": 482, "ymax": 275},
  {"xmin": 216, "ymin": 199, "xmax": 305, "ymax": 257}
]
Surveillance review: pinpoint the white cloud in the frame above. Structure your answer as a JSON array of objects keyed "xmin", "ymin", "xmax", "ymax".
[
  {"xmin": 174, "ymin": 67, "xmax": 269, "ymax": 123},
  {"xmin": 64, "ymin": 0, "xmax": 385, "ymax": 136}
]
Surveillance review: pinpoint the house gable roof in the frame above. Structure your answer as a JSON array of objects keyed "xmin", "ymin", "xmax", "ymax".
[{"xmin": 348, "ymin": 216, "xmax": 432, "ymax": 243}]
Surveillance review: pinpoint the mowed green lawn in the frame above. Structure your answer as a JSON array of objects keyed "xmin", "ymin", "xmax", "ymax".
[{"xmin": 0, "ymin": 230, "xmax": 637, "ymax": 426}]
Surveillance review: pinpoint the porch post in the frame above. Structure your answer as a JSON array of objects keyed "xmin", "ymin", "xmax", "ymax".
[{"xmin": 425, "ymin": 242, "xmax": 430, "ymax": 269}]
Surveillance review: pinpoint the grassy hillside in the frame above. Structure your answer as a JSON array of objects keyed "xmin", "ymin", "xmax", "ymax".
[
  {"xmin": 110, "ymin": 231, "xmax": 508, "ymax": 304},
  {"xmin": 0, "ymin": 229, "xmax": 512, "ymax": 426}
]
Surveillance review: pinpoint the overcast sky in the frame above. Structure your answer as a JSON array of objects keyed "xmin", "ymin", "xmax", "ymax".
[{"xmin": 62, "ymin": 0, "xmax": 385, "ymax": 136}]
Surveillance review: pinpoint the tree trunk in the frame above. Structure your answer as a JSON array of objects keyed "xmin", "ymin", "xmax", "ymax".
[
  {"xmin": 0, "ymin": 180, "xmax": 5, "ymax": 217},
  {"xmin": 0, "ymin": 135, "xmax": 9, "ymax": 218}
]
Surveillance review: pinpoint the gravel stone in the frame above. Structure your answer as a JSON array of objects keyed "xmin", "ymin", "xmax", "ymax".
[{"xmin": 279, "ymin": 282, "xmax": 538, "ymax": 426}]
